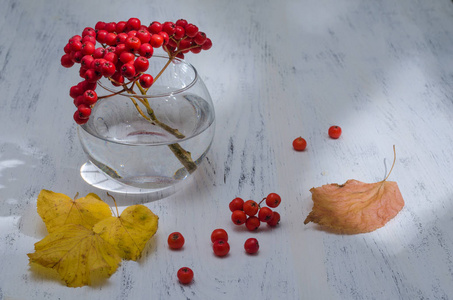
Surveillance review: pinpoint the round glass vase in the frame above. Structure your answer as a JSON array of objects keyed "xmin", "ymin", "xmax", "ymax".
[{"xmin": 77, "ymin": 55, "xmax": 215, "ymax": 197}]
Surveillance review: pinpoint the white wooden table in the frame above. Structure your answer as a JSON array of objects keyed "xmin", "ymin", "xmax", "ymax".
[{"xmin": 1, "ymin": 0, "xmax": 453, "ymax": 299}]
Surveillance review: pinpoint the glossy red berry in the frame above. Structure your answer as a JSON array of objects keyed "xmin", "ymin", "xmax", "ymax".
[
  {"xmin": 194, "ymin": 32, "xmax": 207, "ymax": 45},
  {"xmin": 168, "ymin": 232, "xmax": 185, "ymax": 249},
  {"xmin": 115, "ymin": 21, "xmax": 127, "ymax": 33},
  {"xmin": 201, "ymin": 38, "xmax": 212, "ymax": 50},
  {"xmin": 267, "ymin": 211, "xmax": 281, "ymax": 227},
  {"xmin": 328, "ymin": 125, "xmax": 342, "ymax": 139},
  {"xmin": 229, "ymin": 197, "xmax": 244, "ymax": 212},
  {"xmin": 148, "ymin": 21, "xmax": 163, "ymax": 34},
  {"xmin": 125, "ymin": 36, "xmax": 141, "ymax": 51},
  {"xmin": 126, "ymin": 18, "xmax": 141, "ymax": 31},
  {"xmin": 245, "ymin": 216, "xmax": 261, "ymax": 231},
  {"xmin": 265, "ymin": 193, "xmax": 281, "ymax": 208},
  {"xmin": 150, "ymin": 34, "xmax": 164, "ymax": 48},
  {"xmin": 77, "ymin": 104, "xmax": 91, "ymax": 119},
  {"xmin": 177, "ymin": 267, "xmax": 194, "ymax": 284},
  {"xmin": 231, "ymin": 210, "xmax": 247, "ymax": 225},
  {"xmin": 293, "ymin": 137, "xmax": 307, "ymax": 151},
  {"xmin": 244, "ymin": 238, "xmax": 259, "ymax": 254},
  {"xmin": 139, "ymin": 74, "xmax": 153, "ymax": 88},
  {"xmin": 73, "ymin": 111, "xmax": 88, "ymax": 124},
  {"xmin": 119, "ymin": 51, "xmax": 135, "ymax": 64},
  {"xmin": 185, "ymin": 24, "xmax": 199, "ymax": 37},
  {"xmin": 139, "ymin": 43, "xmax": 154, "ymax": 58},
  {"xmin": 162, "ymin": 22, "xmax": 176, "ymax": 36},
  {"xmin": 213, "ymin": 240, "xmax": 230, "ymax": 257},
  {"xmin": 101, "ymin": 61, "xmax": 116, "ymax": 77},
  {"xmin": 243, "ymin": 200, "xmax": 259, "ymax": 216},
  {"xmin": 121, "ymin": 63, "xmax": 136, "ymax": 79},
  {"xmin": 211, "ymin": 229, "xmax": 228, "ymax": 243},
  {"xmin": 136, "ymin": 29, "xmax": 151, "ymax": 43},
  {"xmin": 175, "ymin": 19, "xmax": 188, "ymax": 28},
  {"xmin": 258, "ymin": 207, "xmax": 274, "ymax": 222},
  {"xmin": 134, "ymin": 56, "xmax": 149, "ymax": 73},
  {"xmin": 61, "ymin": 54, "xmax": 75, "ymax": 68},
  {"xmin": 83, "ymin": 90, "xmax": 98, "ymax": 105}
]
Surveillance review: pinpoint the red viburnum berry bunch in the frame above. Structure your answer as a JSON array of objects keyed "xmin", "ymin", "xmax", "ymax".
[
  {"xmin": 61, "ymin": 18, "xmax": 212, "ymax": 125},
  {"xmin": 229, "ymin": 193, "xmax": 282, "ymax": 230}
]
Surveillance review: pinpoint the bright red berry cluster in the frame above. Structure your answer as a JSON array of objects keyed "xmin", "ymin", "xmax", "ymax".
[
  {"xmin": 211, "ymin": 228, "xmax": 230, "ymax": 257},
  {"xmin": 229, "ymin": 193, "xmax": 281, "ymax": 231},
  {"xmin": 61, "ymin": 18, "xmax": 212, "ymax": 125}
]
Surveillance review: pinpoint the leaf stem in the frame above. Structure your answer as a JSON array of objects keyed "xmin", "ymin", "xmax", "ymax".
[{"xmin": 383, "ymin": 145, "xmax": 396, "ymax": 182}]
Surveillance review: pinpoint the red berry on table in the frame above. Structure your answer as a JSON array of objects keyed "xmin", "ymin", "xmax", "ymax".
[
  {"xmin": 139, "ymin": 74, "xmax": 154, "ymax": 88},
  {"xmin": 229, "ymin": 197, "xmax": 244, "ymax": 212},
  {"xmin": 231, "ymin": 210, "xmax": 247, "ymax": 225},
  {"xmin": 243, "ymin": 200, "xmax": 259, "ymax": 216},
  {"xmin": 328, "ymin": 125, "xmax": 342, "ymax": 139},
  {"xmin": 213, "ymin": 240, "xmax": 230, "ymax": 257},
  {"xmin": 267, "ymin": 211, "xmax": 281, "ymax": 227},
  {"xmin": 168, "ymin": 232, "xmax": 185, "ymax": 249},
  {"xmin": 211, "ymin": 228, "xmax": 228, "ymax": 243},
  {"xmin": 244, "ymin": 238, "xmax": 259, "ymax": 254},
  {"xmin": 245, "ymin": 216, "xmax": 261, "ymax": 231},
  {"xmin": 258, "ymin": 207, "xmax": 274, "ymax": 222},
  {"xmin": 177, "ymin": 267, "xmax": 194, "ymax": 284},
  {"xmin": 265, "ymin": 193, "xmax": 281, "ymax": 208},
  {"xmin": 293, "ymin": 137, "xmax": 307, "ymax": 151}
]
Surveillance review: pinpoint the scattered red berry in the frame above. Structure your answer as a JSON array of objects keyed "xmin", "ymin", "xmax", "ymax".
[
  {"xmin": 211, "ymin": 229, "xmax": 228, "ymax": 243},
  {"xmin": 243, "ymin": 200, "xmax": 259, "ymax": 216},
  {"xmin": 213, "ymin": 240, "xmax": 230, "ymax": 257},
  {"xmin": 267, "ymin": 211, "xmax": 281, "ymax": 227},
  {"xmin": 231, "ymin": 210, "xmax": 247, "ymax": 225},
  {"xmin": 229, "ymin": 197, "xmax": 244, "ymax": 212},
  {"xmin": 245, "ymin": 216, "xmax": 261, "ymax": 231},
  {"xmin": 177, "ymin": 267, "xmax": 194, "ymax": 284},
  {"xmin": 167, "ymin": 232, "xmax": 185, "ymax": 249},
  {"xmin": 265, "ymin": 193, "xmax": 281, "ymax": 208},
  {"xmin": 328, "ymin": 125, "xmax": 342, "ymax": 139},
  {"xmin": 292, "ymin": 137, "xmax": 307, "ymax": 151},
  {"xmin": 258, "ymin": 207, "xmax": 274, "ymax": 222},
  {"xmin": 244, "ymin": 238, "xmax": 259, "ymax": 254}
]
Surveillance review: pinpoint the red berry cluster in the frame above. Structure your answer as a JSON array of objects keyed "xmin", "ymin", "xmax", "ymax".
[
  {"xmin": 60, "ymin": 18, "xmax": 212, "ymax": 125},
  {"xmin": 229, "ymin": 193, "xmax": 281, "ymax": 231}
]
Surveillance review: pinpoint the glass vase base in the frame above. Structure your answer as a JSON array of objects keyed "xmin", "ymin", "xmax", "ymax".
[{"xmin": 80, "ymin": 161, "xmax": 183, "ymax": 198}]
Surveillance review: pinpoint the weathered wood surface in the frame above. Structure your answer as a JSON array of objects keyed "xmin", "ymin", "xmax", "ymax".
[{"xmin": 1, "ymin": 0, "xmax": 453, "ymax": 299}]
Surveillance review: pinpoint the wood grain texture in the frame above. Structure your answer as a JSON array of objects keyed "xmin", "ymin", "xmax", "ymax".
[{"xmin": 1, "ymin": 0, "xmax": 453, "ymax": 299}]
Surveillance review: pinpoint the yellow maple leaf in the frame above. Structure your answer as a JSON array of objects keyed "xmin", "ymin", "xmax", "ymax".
[
  {"xmin": 28, "ymin": 224, "xmax": 121, "ymax": 287},
  {"xmin": 93, "ymin": 205, "xmax": 159, "ymax": 261},
  {"xmin": 37, "ymin": 190, "xmax": 112, "ymax": 232}
]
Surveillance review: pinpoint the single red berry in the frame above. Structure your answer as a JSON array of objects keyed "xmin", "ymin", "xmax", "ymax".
[
  {"xmin": 173, "ymin": 26, "xmax": 185, "ymax": 40},
  {"xmin": 185, "ymin": 24, "xmax": 199, "ymax": 37},
  {"xmin": 105, "ymin": 32, "xmax": 118, "ymax": 46},
  {"xmin": 119, "ymin": 51, "xmax": 135, "ymax": 64},
  {"xmin": 245, "ymin": 216, "xmax": 261, "ymax": 231},
  {"xmin": 175, "ymin": 19, "xmax": 188, "ymax": 28},
  {"xmin": 79, "ymin": 80, "xmax": 97, "ymax": 91},
  {"xmin": 148, "ymin": 21, "xmax": 163, "ymax": 34},
  {"xmin": 139, "ymin": 74, "xmax": 154, "ymax": 88},
  {"xmin": 83, "ymin": 89, "xmax": 98, "ymax": 105},
  {"xmin": 69, "ymin": 85, "xmax": 83, "ymax": 98},
  {"xmin": 82, "ymin": 35, "xmax": 96, "ymax": 45},
  {"xmin": 111, "ymin": 72, "xmax": 125, "ymax": 86},
  {"xmin": 121, "ymin": 63, "xmax": 136, "ymax": 79},
  {"xmin": 115, "ymin": 21, "xmax": 127, "ymax": 33},
  {"xmin": 139, "ymin": 43, "xmax": 154, "ymax": 58},
  {"xmin": 77, "ymin": 104, "xmax": 91, "ymax": 119},
  {"xmin": 61, "ymin": 54, "xmax": 74, "ymax": 68},
  {"xmin": 125, "ymin": 36, "xmax": 141, "ymax": 51},
  {"xmin": 92, "ymin": 58, "xmax": 106, "ymax": 72},
  {"xmin": 70, "ymin": 40, "xmax": 83, "ymax": 52},
  {"xmin": 213, "ymin": 240, "xmax": 230, "ymax": 257},
  {"xmin": 265, "ymin": 193, "xmax": 281, "ymax": 208},
  {"xmin": 103, "ymin": 52, "xmax": 118, "ymax": 64},
  {"xmin": 231, "ymin": 210, "xmax": 247, "ymax": 225},
  {"xmin": 258, "ymin": 207, "xmax": 274, "ymax": 222},
  {"xmin": 243, "ymin": 200, "xmax": 259, "ymax": 216},
  {"xmin": 328, "ymin": 125, "xmax": 342, "ymax": 139},
  {"xmin": 168, "ymin": 232, "xmax": 185, "ymax": 249},
  {"xmin": 70, "ymin": 51, "xmax": 84, "ymax": 63},
  {"xmin": 136, "ymin": 29, "xmax": 151, "ymax": 43},
  {"xmin": 211, "ymin": 229, "xmax": 228, "ymax": 243},
  {"xmin": 177, "ymin": 267, "xmax": 194, "ymax": 284},
  {"xmin": 126, "ymin": 18, "xmax": 141, "ymax": 31},
  {"xmin": 81, "ymin": 55, "xmax": 94, "ymax": 69},
  {"xmin": 93, "ymin": 47, "xmax": 106, "ymax": 58},
  {"xmin": 293, "ymin": 137, "xmax": 307, "ymax": 151},
  {"xmin": 104, "ymin": 22, "xmax": 117, "ymax": 33},
  {"xmin": 162, "ymin": 22, "xmax": 176, "ymax": 36},
  {"xmin": 244, "ymin": 238, "xmax": 259, "ymax": 254},
  {"xmin": 82, "ymin": 27, "xmax": 96, "ymax": 37},
  {"xmin": 95, "ymin": 21, "xmax": 106, "ymax": 31},
  {"xmin": 73, "ymin": 95, "xmax": 85, "ymax": 107},
  {"xmin": 229, "ymin": 197, "xmax": 244, "ymax": 212},
  {"xmin": 73, "ymin": 111, "xmax": 88, "ymax": 124},
  {"xmin": 194, "ymin": 32, "xmax": 207, "ymax": 45},
  {"xmin": 101, "ymin": 61, "xmax": 116, "ymax": 77},
  {"xmin": 267, "ymin": 211, "xmax": 281, "ymax": 227},
  {"xmin": 115, "ymin": 32, "xmax": 128, "ymax": 44},
  {"xmin": 201, "ymin": 38, "xmax": 212, "ymax": 50},
  {"xmin": 134, "ymin": 56, "xmax": 149, "ymax": 73},
  {"xmin": 81, "ymin": 42, "xmax": 95, "ymax": 55},
  {"xmin": 84, "ymin": 68, "xmax": 102, "ymax": 83},
  {"xmin": 150, "ymin": 34, "xmax": 164, "ymax": 48}
]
